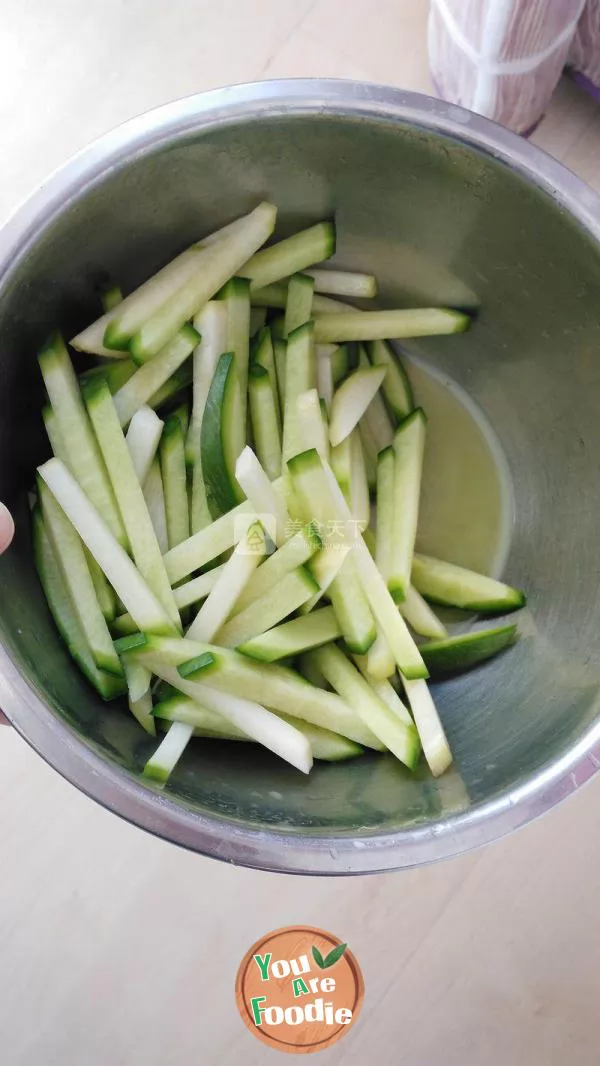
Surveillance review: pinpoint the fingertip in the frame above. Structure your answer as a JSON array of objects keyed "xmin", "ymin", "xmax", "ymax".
[{"xmin": 0, "ymin": 501, "xmax": 15, "ymax": 554}]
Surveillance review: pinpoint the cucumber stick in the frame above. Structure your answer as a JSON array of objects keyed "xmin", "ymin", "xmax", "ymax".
[
  {"xmin": 222, "ymin": 276, "xmax": 251, "ymax": 467},
  {"xmin": 389, "ymin": 409, "xmax": 427, "ymax": 604},
  {"xmin": 314, "ymin": 308, "xmax": 471, "ymax": 344},
  {"xmin": 128, "ymin": 203, "xmax": 276, "ymax": 362},
  {"xmin": 281, "ymin": 323, "xmax": 317, "ymax": 469},
  {"xmin": 328, "ymin": 553, "xmax": 376, "ymax": 654},
  {"xmin": 186, "ymin": 522, "xmax": 266, "ymax": 642},
  {"xmin": 248, "ymin": 365, "xmax": 282, "ymax": 481},
  {"xmin": 421, "ymin": 624, "xmax": 517, "ymax": 676},
  {"xmin": 163, "ymin": 492, "xmax": 270, "ymax": 584},
  {"xmin": 358, "ymin": 420, "xmax": 378, "ymax": 491},
  {"xmin": 125, "ymin": 406, "xmax": 163, "ymax": 485},
  {"xmin": 375, "ymin": 446, "xmax": 394, "ymax": 582},
  {"xmin": 112, "ymin": 563, "xmax": 227, "ymax": 635},
  {"xmin": 309, "ymin": 644, "xmax": 420, "ymax": 769},
  {"xmin": 38, "ymin": 458, "xmax": 178, "ymax": 635},
  {"xmin": 278, "ymin": 717, "xmax": 357, "ymax": 760},
  {"xmin": 305, "ymin": 269, "xmax": 376, "ymax": 299},
  {"xmin": 147, "ymin": 362, "xmax": 193, "ymax": 412},
  {"xmin": 238, "ymin": 606, "xmax": 341, "ymax": 662},
  {"xmin": 153, "ymin": 693, "xmax": 363, "ymax": 761},
  {"xmin": 79, "ymin": 358, "xmax": 137, "ymax": 394},
  {"xmin": 143, "ymin": 458, "xmax": 169, "ymax": 554},
  {"xmin": 331, "ymin": 344, "xmax": 350, "ymax": 385},
  {"xmin": 101, "ymin": 285, "xmax": 123, "ymax": 313},
  {"xmin": 402, "ymin": 677, "xmax": 452, "ymax": 777},
  {"xmin": 329, "ymin": 365, "xmax": 387, "ymax": 447},
  {"xmin": 200, "ymin": 351, "xmax": 241, "ymax": 517},
  {"xmin": 37, "ymin": 480, "xmax": 123, "ymax": 678},
  {"xmin": 84, "ymin": 378, "xmax": 181, "ymax": 631},
  {"xmin": 352, "ymin": 655, "xmax": 414, "ymax": 726},
  {"xmin": 122, "ymin": 655, "xmax": 151, "ymax": 703},
  {"xmin": 251, "ymin": 285, "xmax": 347, "ymax": 315},
  {"xmin": 71, "ymin": 237, "xmax": 216, "ymax": 356},
  {"xmin": 284, "ymin": 273, "xmax": 314, "ymax": 337},
  {"xmin": 113, "ymin": 325, "xmax": 199, "ymax": 427},
  {"xmin": 298, "ymin": 655, "xmax": 330, "ymax": 690},
  {"xmin": 301, "ymin": 543, "xmax": 351, "ymax": 614},
  {"xmin": 289, "ymin": 442, "xmax": 375, "ymax": 649},
  {"xmin": 39, "ymin": 333, "xmax": 126, "ymax": 547},
  {"xmin": 273, "ymin": 337, "xmax": 287, "ymax": 411},
  {"xmin": 124, "ymin": 663, "xmax": 155, "ymax": 736},
  {"xmin": 350, "ymin": 429, "xmax": 370, "ymax": 531},
  {"xmin": 411, "ymin": 554, "xmax": 526, "ymax": 613},
  {"xmin": 252, "ymin": 327, "xmax": 282, "ymax": 431},
  {"xmin": 217, "ymin": 565, "xmax": 319, "ymax": 648},
  {"xmin": 235, "ymin": 445, "xmax": 288, "ymax": 546},
  {"xmin": 358, "ymin": 346, "xmax": 395, "ymax": 450},
  {"xmin": 365, "ymin": 631, "xmax": 396, "ymax": 680},
  {"xmin": 316, "ymin": 344, "xmax": 335, "ymax": 409},
  {"xmin": 130, "ymin": 635, "xmax": 383, "ymax": 750},
  {"xmin": 32, "ymin": 507, "xmax": 126, "ymax": 700},
  {"xmin": 368, "ymin": 339, "xmax": 414, "ymax": 420},
  {"xmin": 330, "ymin": 434, "xmax": 353, "ymax": 504},
  {"xmin": 297, "ymin": 388, "xmax": 329, "ymax": 462},
  {"xmin": 144, "ymin": 660, "xmax": 313, "ymax": 774},
  {"xmin": 144, "ymin": 721, "xmax": 194, "ymax": 782},
  {"xmin": 160, "ymin": 416, "xmax": 189, "ymax": 549},
  {"xmin": 187, "ymin": 302, "xmax": 228, "ymax": 532},
  {"xmin": 234, "ymin": 525, "xmax": 319, "ymax": 613},
  {"xmin": 172, "ymin": 566, "xmax": 225, "ymax": 609},
  {"xmin": 401, "ymin": 585, "xmax": 448, "ymax": 640},
  {"xmin": 288, "ymin": 448, "xmax": 427, "ymax": 679},
  {"xmin": 186, "ymin": 301, "xmax": 228, "ymax": 465},
  {"xmin": 43, "ymin": 404, "xmax": 117, "ymax": 622},
  {"xmin": 153, "ymin": 694, "xmax": 249, "ymax": 740},
  {"xmin": 184, "ymin": 451, "xmax": 214, "ymax": 536},
  {"xmin": 240, "ymin": 221, "xmax": 335, "ymax": 291}
]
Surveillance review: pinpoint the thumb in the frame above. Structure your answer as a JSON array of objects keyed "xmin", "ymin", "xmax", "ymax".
[{"xmin": 0, "ymin": 501, "xmax": 14, "ymax": 555}]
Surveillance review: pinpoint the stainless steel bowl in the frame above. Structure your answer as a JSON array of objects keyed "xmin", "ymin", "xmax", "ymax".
[{"xmin": 1, "ymin": 80, "xmax": 600, "ymax": 874}]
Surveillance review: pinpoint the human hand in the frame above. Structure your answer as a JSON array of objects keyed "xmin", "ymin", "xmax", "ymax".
[
  {"xmin": 0, "ymin": 501, "xmax": 13, "ymax": 554},
  {"xmin": 0, "ymin": 502, "xmax": 15, "ymax": 724}
]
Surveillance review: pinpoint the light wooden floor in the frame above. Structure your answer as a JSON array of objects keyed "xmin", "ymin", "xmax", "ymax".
[{"xmin": 2, "ymin": 3, "xmax": 600, "ymax": 1064}]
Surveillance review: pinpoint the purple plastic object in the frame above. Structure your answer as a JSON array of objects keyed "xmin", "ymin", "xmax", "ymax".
[{"xmin": 428, "ymin": 0, "xmax": 597, "ymax": 134}]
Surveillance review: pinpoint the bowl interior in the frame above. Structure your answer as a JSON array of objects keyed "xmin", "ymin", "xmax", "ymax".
[{"xmin": 1, "ymin": 105, "xmax": 600, "ymax": 842}]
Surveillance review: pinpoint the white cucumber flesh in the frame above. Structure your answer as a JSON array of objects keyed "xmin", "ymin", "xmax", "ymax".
[
  {"xmin": 388, "ymin": 409, "xmax": 427, "ymax": 604},
  {"xmin": 310, "ymin": 644, "xmax": 420, "ymax": 769},
  {"xmin": 160, "ymin": 415, "xmax": 190, "ymax": 550},
  {"xmin": 186, "ymin": 522, "xmax": 266, "ymax": 642},
  {"xmin": 38, "ymin": 458, "xmax": 177, "ymax": 635},
  {"xmin": 329, "ymin": 366, "xmax": 387, "ymax": 447},
  {"xmin": 238, "ymin": 606, "xmax": 341, "ymax": 662},
  {"xmin": 84, "ymin": 377, "xmax": 181, "ymax": 630},
  {"xmin": 411, "ymin": 554, "xmax": 526, "ymax": 613},
  {"xmin": 314, "ymin": 307, "xmax": 471, "ymax": 344},
  {"xmin": 240, "ymin": 221, "xmax": 335, "ymax": 291},
  {"xmin": 127, "ymin": 203, "xmax": 276, "ymax": 361},
  {"xmin": 113, "ymin": 326, "xmax": 199, "ymax": 427},
  {"xmin": 235, "ymin": 446, "xmax": 288, "ymax": 546},
  {"xmin": 125, "ymin": 406, "xmax": 164, "ymax": 485},
  {"xmin": 217, "ymin": 565, "xmax": 319, "ymax": 648}
]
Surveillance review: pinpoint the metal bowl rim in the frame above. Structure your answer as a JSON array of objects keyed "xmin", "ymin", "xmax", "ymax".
[{"xmin": 1, "ymin": 78, "xmax": 599, "ymax": 874}]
